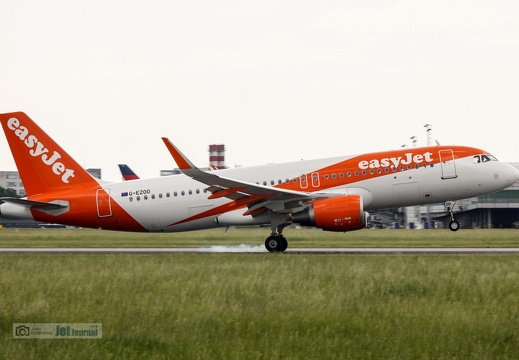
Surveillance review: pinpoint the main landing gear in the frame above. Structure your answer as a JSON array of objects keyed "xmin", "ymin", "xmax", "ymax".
[
  {"xmin": 265, "ymin": 212, "xmax": 289, "ymax": 252},
  {"xmin": 445, "ymin": 201, "xmax": 460, "ymax": 231},
  {"xmin": 265, "ymin": 234, "xmax": 288, "ymax": 252}
]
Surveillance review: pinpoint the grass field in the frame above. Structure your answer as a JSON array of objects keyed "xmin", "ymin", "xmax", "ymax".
[
  {"xmin": 2, "ymin": 229, "xmax": 519, "ymax": 359},
  {"xmin": 1, "ymin": 227, "xmax": 519, "ymax": 248}
]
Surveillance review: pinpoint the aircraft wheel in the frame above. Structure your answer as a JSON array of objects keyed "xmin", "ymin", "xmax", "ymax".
[
  {"xmin": 277, "ymin": 236, "xmax": 288, "ymax": 252},
  {"xmin": 265, "ymin": 235, "xmax": 288, "ymax": 253},
  {"xmin": 449, "ymin": 220, "xmax": 460, "ymax": 231}
]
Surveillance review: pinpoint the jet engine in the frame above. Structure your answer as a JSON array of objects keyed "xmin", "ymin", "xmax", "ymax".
[{"xmin": 291, "ymin": 194, "xmax": 368, "ymax": 232}]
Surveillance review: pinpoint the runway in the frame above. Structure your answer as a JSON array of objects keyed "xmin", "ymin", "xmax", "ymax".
[{"xmin": 1, "ymin": 247, "xmax": 519, "ymax": 254}]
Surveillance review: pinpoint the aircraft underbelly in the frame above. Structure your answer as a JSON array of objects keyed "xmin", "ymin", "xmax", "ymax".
[{"xmin": 392, "ymin": 181, "xmax": 421, "ymax": 207}]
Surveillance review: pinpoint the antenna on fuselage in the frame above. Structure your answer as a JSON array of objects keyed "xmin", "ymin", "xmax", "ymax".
[{"xmin": 424, "ymin": 124, "xmax": 432, "ymax": 146}]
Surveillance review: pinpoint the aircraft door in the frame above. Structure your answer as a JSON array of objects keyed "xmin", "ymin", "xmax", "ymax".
[
  {"xmin": 96, "ymin": 188, "xmax": 113, "ymax": 218},
  {"xmin": 439, "ymin": 149, "xmax": 458, "ymax": 179}
]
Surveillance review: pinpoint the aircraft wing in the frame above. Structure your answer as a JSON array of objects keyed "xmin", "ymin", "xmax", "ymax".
[{"xmin": 162, "ymin": 138, "xmax": 316, "ymax": 215}]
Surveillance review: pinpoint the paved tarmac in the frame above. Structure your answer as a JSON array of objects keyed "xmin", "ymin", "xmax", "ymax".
[{"xmin": 1, "ymin": 247, "xmax": 519, "ymax": 254}]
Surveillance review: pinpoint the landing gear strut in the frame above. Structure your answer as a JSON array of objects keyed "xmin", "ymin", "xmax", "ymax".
[
  {"xmin": 445, "ymin": 201, "xmax": 460, "ymax": 231},
  {"xmin": 265, "ymin": 212, "xmax": 289, "ymax": 252}
]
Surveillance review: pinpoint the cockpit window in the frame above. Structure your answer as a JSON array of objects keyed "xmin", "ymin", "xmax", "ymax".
[{"xmin": 473, "ymin": 154, "xmax": 498, "ymax": 164}]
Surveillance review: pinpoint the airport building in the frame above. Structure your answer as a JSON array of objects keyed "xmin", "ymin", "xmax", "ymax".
[{"xmin": 0, "ymin": 171, "xmax": 25, "ymax": 196}]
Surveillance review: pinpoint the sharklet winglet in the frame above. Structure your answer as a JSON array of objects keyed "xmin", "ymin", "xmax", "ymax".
[{"xmin": 161, "ymin": 138, "xmax": 197, "ymax": 170}]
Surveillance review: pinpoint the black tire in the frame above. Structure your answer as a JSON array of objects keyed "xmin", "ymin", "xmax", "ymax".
[
  {"xmin": 265, "ymin": 236, "xmax": 280, "ymax": 252},
  {"xmin": 449, "ymin": 220, "xmax": 460, "ymax": 231},
  {"xmin": 265, "ymin": 235, "xmax": 288, "ymax": 252},
  {"xmin": 277, "ymin": 236, "xmax": 288, "ymax": 252}
]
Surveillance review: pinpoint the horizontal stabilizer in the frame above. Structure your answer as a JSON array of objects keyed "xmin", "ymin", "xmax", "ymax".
[{"xmin": 0, "ymin": 197, "xmax": 69, "ymax": 210}]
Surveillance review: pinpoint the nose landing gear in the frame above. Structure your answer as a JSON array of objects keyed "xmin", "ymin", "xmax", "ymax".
[{"xmin": 445, "ymin": 201, "xmax": 460, "ymax": 231}]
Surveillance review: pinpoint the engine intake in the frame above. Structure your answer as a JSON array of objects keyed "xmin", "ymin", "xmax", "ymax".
[{"xmin": 292, "ymin": 194, "xmax": 367, "ymax": 232}]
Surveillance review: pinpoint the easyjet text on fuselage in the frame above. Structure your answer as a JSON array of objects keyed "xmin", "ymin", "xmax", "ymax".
[{"xmin": 358, "ymin": 152, "xmax": 434, "ymax": 170}]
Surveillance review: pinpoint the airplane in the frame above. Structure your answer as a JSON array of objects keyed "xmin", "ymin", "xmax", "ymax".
[
  {"xmin": 118, "ymin": 164, "xmax": 140, "ymax": 181},
  {"xmin": 1, "ymin": 112, "xmax": 518, "ymax": 252}
]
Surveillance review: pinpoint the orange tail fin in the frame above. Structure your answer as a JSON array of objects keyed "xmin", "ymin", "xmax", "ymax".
[{"xmin": 0, "ymin": 112, "xmax": 99, "ymax": 196}]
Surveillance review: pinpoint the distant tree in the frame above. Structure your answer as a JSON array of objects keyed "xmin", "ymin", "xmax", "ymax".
[{"xmin": 0, "ymin": 186, "xmax": 18, "ymax": 198}]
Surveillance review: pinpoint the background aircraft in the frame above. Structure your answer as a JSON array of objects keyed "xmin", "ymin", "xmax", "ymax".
[
  {"xmin": 1, "ymin": 112, "xmax": 518, "ymax": 252},
  {"xmin": 118, "ymin": 164, "xmax": 140, "ymax": 181}
]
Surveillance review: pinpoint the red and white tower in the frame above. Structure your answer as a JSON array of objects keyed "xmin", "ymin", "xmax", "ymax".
[{"xmin": 209, "ymin": 144, "xmax": 226, "ymax": 169}]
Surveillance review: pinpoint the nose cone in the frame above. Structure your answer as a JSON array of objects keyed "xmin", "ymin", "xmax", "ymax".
[{"xmin": 503, "ymin": 163, "xmax": 519, "ymax": 184}]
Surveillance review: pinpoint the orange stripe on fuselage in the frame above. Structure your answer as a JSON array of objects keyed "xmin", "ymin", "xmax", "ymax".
[
  {"xmin": 272, "ymin": 145, "xmax": 484, "ymax": 193},
  {"xmin": 28, "ymin": 186, "xmax": 147, "ymax": 232}
]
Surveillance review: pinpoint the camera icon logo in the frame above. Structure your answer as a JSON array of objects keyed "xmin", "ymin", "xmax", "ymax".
[{"xmin": 15, "ymin": 325, "xmax": 30, "ymax": 337}]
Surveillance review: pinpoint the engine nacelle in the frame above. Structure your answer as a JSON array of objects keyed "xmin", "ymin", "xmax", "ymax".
[{"xmin": 292, "ymin": 194, "xmax": 368, "ymax": 232}]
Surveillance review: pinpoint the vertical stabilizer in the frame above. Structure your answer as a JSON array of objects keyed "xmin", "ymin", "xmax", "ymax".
[
  {"xmin": 0, "ymin": 112, "xmax": 99, "ymax": 196},
  {"xmin": 118, "ymin": 164, "xmax": 140, "ymax": 181}
]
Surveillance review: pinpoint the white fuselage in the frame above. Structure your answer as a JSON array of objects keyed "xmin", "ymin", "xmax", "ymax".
[{"xmin": 100, "ymin": 152, "xmax": 517, "ymax": 232}]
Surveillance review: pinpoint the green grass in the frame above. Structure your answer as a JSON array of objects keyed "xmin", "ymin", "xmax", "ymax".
[
  {"xmin": 2, "ymin": 254, "xmax": 519, "ymax": 359},
  {"xmin": 0, "ymin": 227, "xmax": 519, "ymax": 248}
]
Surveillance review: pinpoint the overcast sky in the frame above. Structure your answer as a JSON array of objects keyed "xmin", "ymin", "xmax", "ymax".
[{"xmin": 1, "ymin": 0, "xmax": 519, "ymax": 182}]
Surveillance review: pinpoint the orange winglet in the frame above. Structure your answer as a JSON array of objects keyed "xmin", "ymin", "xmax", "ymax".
[{"xmin": 161, "ymin": 138, "xmax": 195, "ymax": 170}]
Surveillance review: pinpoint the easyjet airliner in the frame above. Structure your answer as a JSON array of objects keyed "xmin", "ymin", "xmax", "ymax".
[{"xmin": 1, "ymin": 112, "xmax": 518, "ymax": 252}]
